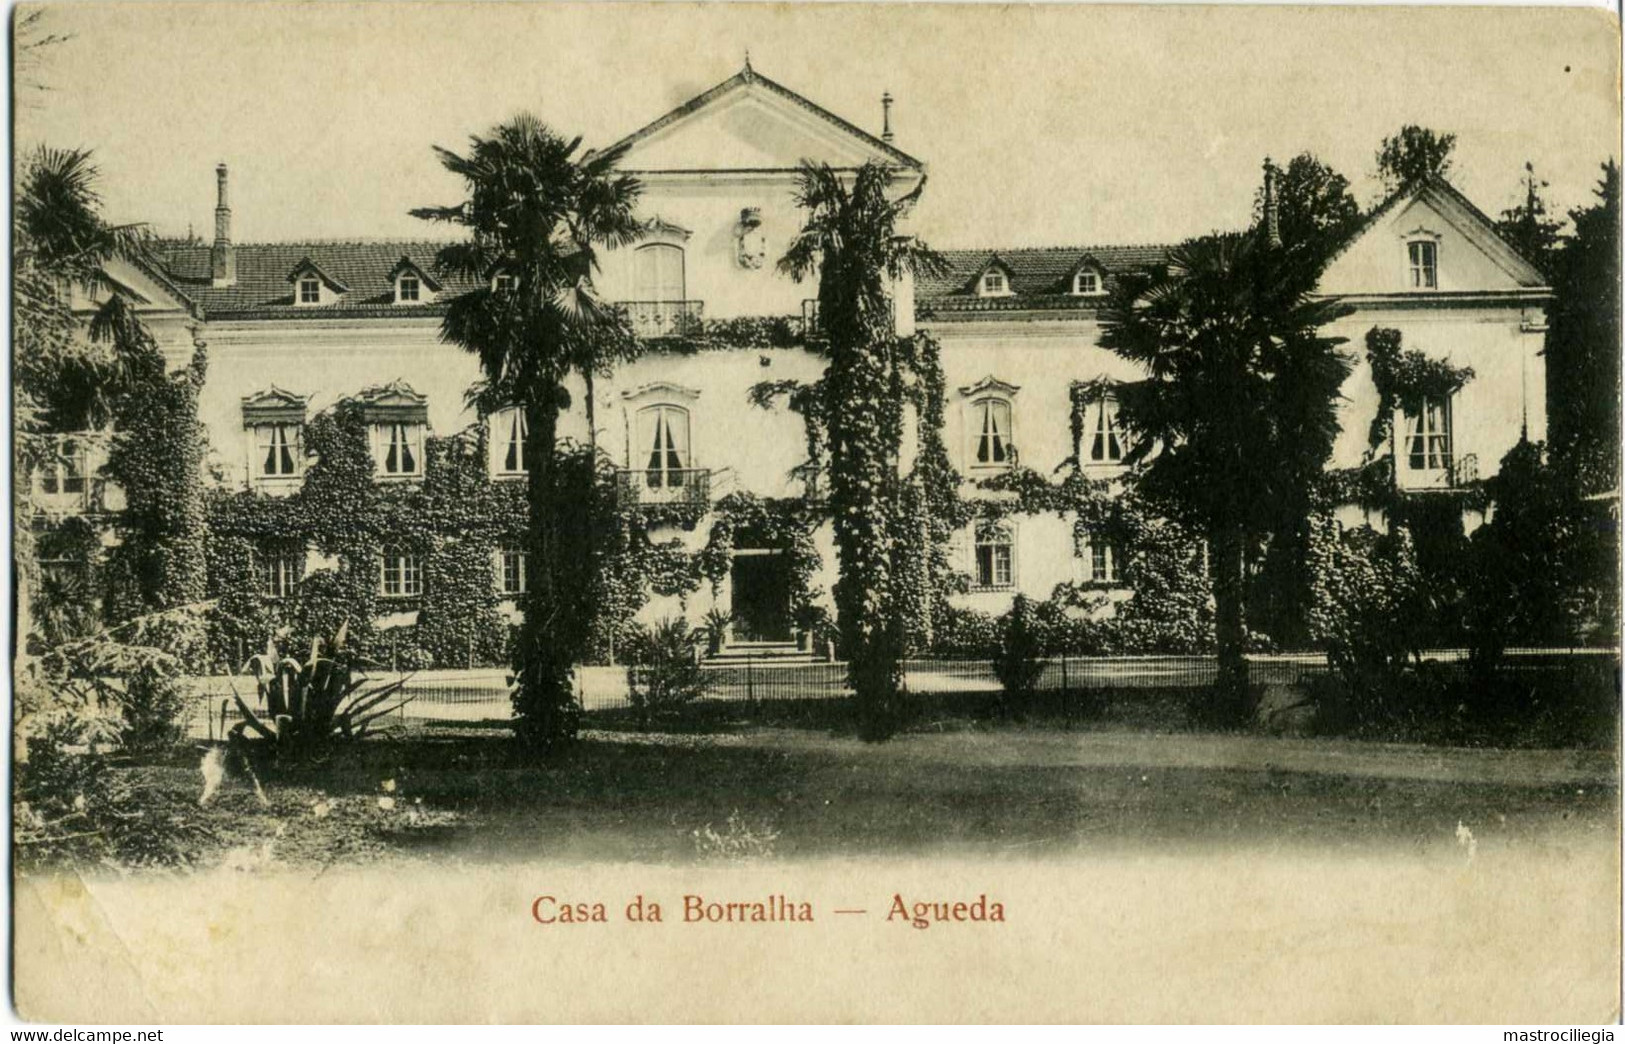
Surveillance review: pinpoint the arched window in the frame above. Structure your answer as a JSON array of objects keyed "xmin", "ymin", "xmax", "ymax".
[
  {"xmin": 637, "ymin": 404, "xmax": 691, "ymax": 489},
  {"xmin": 633, "ymin": 243, "xmax": 685, "ymax": 303},
  {"xmin": 974, "ymin": 523, "xmax": 1015, "ymax": 590},
  {"xmin": 972, "ymin": 397, "xmax": 1013, "ymax": 467}
]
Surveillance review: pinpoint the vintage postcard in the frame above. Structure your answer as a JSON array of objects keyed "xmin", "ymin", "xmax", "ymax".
[{"xmin": 10, "ymin": 0, "xmax": 1622, "ymax": 1025}]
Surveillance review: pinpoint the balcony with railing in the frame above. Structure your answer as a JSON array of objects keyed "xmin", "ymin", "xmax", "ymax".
[
  {"xmin": 621, "ymin": 300, "xmax": 705, "ymax": 339},
  {"xmin": 616, "ymin": 467, "xmax": 712, "ymax": 510},
  {"xmin": 1398, "ymin": 451, "xmax": 1479, "ymax": 492},
  {"xmin": 801, "ymin": 297, "xmax": 897, "ymax": 340}
]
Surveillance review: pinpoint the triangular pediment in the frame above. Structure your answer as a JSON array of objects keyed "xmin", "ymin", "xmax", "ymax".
[
  {"xmin": 355, "ymin": 379, "xmax": 428, "ymax": 409},
  {"xmin": 241, "ymin": 386, "xmax": 310, "ymax": 426},
  {"xmin": 958, "ymin": 375, "xmax": 1021, "ymax": 399},
  {"xmin": 1319, "ymin": 178, "xmax": 1548, "ymax": 296},
  {"xmin": 606, "ymin": 65, "xmax": 922, "ymax": 174},
  {"xmin": 242, "ymin": 386, "xmax": 310, "ymax": 411}
]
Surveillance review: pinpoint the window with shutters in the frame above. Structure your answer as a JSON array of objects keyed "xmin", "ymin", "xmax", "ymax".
[{"xmin": 632, "ymin": 243, "xmax": 685, "ymax": 303}]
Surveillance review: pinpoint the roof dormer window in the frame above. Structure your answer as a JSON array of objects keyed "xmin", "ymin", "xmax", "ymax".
[
  {"xmin": 1073, "ymin": 270, "xmax": 1103, "ymax": 296},
  {"xmin": 388, "ymin": 256, "xmax": 440, "ymax": 305},
  {"xmin": 493, "ymin": 273, "xmax": 518, "ymax": 295},
  {"xmin": 980, "ymin": 270, "xmax": 1008, "ymax": 296},
  {"xmin": 287, "ymin": 257, "xmax": 348, "ymax": 306}
]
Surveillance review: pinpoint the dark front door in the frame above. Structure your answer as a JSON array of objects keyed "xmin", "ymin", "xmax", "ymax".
[{"xmin": 730, "ymin": 551, "xmax": 792, "ymax": 642}]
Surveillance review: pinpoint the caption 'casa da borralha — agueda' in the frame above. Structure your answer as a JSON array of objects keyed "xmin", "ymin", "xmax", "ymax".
[{"xmin": 36, "ymin": 62, "xmax": 1554, "ymax": 674}]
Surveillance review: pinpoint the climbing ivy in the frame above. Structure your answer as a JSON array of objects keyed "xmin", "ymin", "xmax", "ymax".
[
  {"xmin": 1364, "ymin": 327, "xmax": 1476, "ymax": 453},
  {"xmin": 102, "ymin": 344, "xmax": 211, "ymax": 669}
]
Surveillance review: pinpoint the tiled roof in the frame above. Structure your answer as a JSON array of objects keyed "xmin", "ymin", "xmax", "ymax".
[
  {"xmin": 150, "ymin": 240, "xmax": 485, "ymax": 318},
  {"xmin": 916, "ymin": 245, "xmax": 1170, "ymax": 312}
]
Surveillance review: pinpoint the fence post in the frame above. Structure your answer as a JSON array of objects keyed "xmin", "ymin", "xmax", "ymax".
[
  {"xmin": 1061, "ymin": 654, "xmax": 1070, "ymax": 722},
  {"xmin": 745, "ymin": 656, "xmax": 755, "ymax": 708}
]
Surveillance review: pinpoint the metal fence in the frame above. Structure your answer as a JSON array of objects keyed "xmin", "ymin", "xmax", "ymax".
[{"xmin": 189, "ymin": 649, "xmax": 1618, "ymax": 735}]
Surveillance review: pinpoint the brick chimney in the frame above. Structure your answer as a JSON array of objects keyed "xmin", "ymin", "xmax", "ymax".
[
  {"xmin": 211, "ymin": 163, "xmax": 236, "ymax": 287},
  {"xmin": 881, "ymin": 91, "xmax": 895, "ymax": 143},
  {"xmin": 1262, "ymin": 158, "xmax": 1282, "ymax": 250}
]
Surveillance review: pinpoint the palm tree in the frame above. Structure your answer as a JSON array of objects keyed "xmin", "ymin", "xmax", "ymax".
[
  {"xmin": 1099, "ymin": 230, "xmax": 1353, "ymax": 719},
  {"xmin": 779, "ymin": 160, "xmax": 944, "ymax": 740},
  {"xmin": 413, "ymin": 114, "xmax": 643, "ymax": 751}
]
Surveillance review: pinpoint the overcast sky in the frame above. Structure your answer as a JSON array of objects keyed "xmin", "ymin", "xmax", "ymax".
[{"xmin": 14, "ymin": 2, "xmax": 1620, "ymax": 250}]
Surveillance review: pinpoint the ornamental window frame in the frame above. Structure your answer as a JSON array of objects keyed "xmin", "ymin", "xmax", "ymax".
[
  {"xmin": 960, "ymin": 376, "xmax": 1020, "ymax": 472},
  {"xmin": 379, "ymin": 547, "xmax": 424, "ymax": 599},
  {"xmin": 978, "ymin": 268, "xmax": 1012, "ymax": 297}
]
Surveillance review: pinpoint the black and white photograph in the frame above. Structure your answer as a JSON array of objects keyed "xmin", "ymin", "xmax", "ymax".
[{"xmin": 9, "ymin": 0, "xmax": 1622, "ymax": 1025}]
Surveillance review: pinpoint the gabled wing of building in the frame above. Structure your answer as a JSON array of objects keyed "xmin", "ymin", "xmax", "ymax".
[
  {"xmin": 601, "ymin": 63, "xmax": 922, "ymax": 174},
  {"xmin": 1318, "ymin": 176, "xmax": 1550, "ymax": 300}
]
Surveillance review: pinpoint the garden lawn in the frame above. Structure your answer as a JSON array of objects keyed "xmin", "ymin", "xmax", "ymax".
[{"xmin": 53, "ymin": 721, "xmax": 1618, "ymax": 874}]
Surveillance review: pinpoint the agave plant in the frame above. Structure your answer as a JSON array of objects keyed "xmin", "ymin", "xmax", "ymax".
[{"xmin": 228, "ymin": 623, "xmax": 414, "ymax": 752}]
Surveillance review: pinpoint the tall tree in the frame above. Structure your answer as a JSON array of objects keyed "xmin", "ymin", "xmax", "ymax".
[
  {"xmin": 414, "ymin": 115, "xmax": 643, "ymax": 752},
  {"xmin": 1495, "ymin": 161, "xmax": 1565, "ymax": 277},
  {"xmin": 1099, "ymin": 231, "xmax": 1354, "ymax": 716},
  {"xmin": 1544, "ymin": 161, "xmax": 1621, "ymax": 493},
  {"xmin": 1251, "ymin": 153, "xmax": 1363, "ymax": 271},
  {"xmin": 1375, "ymin": 126, "xmax": 1457, "ymax": 192},
  {"xmin": 779, "ymin": 161, "xmax": 944, "ymax": 741}
]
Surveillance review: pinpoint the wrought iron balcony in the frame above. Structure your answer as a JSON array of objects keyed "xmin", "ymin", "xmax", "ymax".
[
  {"xmin": 616, "ymin": 467, "xmax": 712, "ymax": 510},
  {"xmin": 801, "ymin": 297, "xmax": 897, "ymax": 339},
  {"xmin": 1397, "ymin": 451, "xmax": 1479, "ymax": 491},
  {"xmin": 621, "ymin": 300, "xmax": 704, "ymax": 339}
]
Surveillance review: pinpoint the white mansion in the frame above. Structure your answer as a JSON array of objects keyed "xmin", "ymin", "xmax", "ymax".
[{"xmin": 47, "ymin": 64, "xmax": 1552, "ymax": 654}]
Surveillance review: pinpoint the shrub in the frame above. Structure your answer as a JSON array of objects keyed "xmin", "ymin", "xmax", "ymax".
[
  {"xmin": 15, "ymin": 721, "xmax": 213, "ymax": 873},
  {"xmin": 931, "ymin": 605, "xmax": 1000, "ymax": 658},
  {"xmin": 994, "ymin": 594, "xmax": 1047, "ymax": 702},
  {"xmin": 625, "ymin": 618, "xmax": 711, "ymax": 727},
  {"xmin": 227, "ymin": 625, "xmax": 414, "ymax": 756}
]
